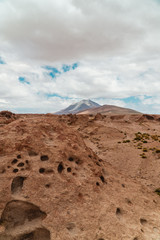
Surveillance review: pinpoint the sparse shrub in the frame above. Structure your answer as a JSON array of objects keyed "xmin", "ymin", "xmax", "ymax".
[
  {"xmin": 134, "ymin": 132, "xmax": 150, "ymax": 142},
  {"xmin": 134, "ymin": 136, "xmax": 142, "ymax": 141},
  {"xmin": 137, "ymin": 143, "xmax": 142, "ymax": 146},
  {"xmin": 140, "ymin": 153, "xmax": 147, "ymax": 158},
  {"xmin": 156, "ymin": 149, "xmax": 160, "ymax": 153},
  {"xmin": 143, "ymin": 133, "xmax": 150, "ymax": 139},
  {"xmin": 151, "ymin": 135, "xmax": 159, "ymax": 141},
  {"xmin": 143, "ymin": 148, "xmax": 148, "ymax": 152},
  {"xmin": 123, "ymin": 140, "xmax": 130, "ymax": 143}
]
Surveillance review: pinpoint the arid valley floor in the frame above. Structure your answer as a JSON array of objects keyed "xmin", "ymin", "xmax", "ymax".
[{"xmin": 1, "ymin": 112, "xmax": 160, "ymax": 239}]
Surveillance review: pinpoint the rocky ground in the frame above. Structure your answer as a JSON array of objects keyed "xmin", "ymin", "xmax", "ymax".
[{"xmin": 0, "ymin": 111, "xmax": 160, "ymax": 240}]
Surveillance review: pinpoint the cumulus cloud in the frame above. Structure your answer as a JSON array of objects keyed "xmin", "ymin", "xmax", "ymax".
[
  {"xmin": 0, "ymin": 0, "xmax": 160, "ymax": 62},
  {"xmin": 0, "ymin": 0, "xmax": 160, "ymax": 113}
]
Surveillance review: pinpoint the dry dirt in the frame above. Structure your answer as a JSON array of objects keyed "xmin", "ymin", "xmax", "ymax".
[{"xmin": 1, "ymin": 111, "xmax": 160, "ymax": 239}]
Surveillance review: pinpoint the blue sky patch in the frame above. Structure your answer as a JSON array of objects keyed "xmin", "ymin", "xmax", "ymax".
[
  {"xmin": 62, "ymin": 62, "xmax": 79, "ymax": 72},
  {"xmin": 123, "ymin": 95, "xmax": 152, "ymax": 104},
  {"xmin": 123, "ymin": 96, "xmax": 140, "ymax": 104},
  {"xmin": 46, "ymin": 93, "xmax": 70, "ymax": 100},
  {"xmin": 43, "ymin": 63, "xmax": 79, "ymax": 79},
  {"xmin": 43, "ymin": 66, "xmax": 61, "ymax": 78},
  {"xmin": 72, "ymin": 62, "xmax": 78, "ymax": 70},
  {"xmin": 19, "ymin": 77, "xmax": 30, "ymax": 85},
  {"xmin": 0, "ymin": 57, "xmax": 5, "ymax": 64},
  {"xmin": 62, "ymin": 64, "xmax": 71, "ymax": 72}
]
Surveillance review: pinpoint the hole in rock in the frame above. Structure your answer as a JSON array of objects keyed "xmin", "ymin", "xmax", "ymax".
[
  {"xmin": 11, "ymin": 176, "xmax": 26, "ymax": 194},
  {"xmin": 18, "ymin": 232, "xmax": 33, "ymax": 240},
  {"xmin": 78, "ymin": 193, "xmax": 83, "ymax": 198},
  {"xmin": 116, "ymin": 208, "xmax": 122, "ymax": 216},
  {"xmin": 57, "ymin": 162, "xmax": 64, "ymax": 173},
  {"xmin": 17, "ymin": 155, "xmax": 21, "ymax": 159},
  {"xmin": 143, "ymin": 114, "xmax": 154, "ymax": 120},
  {"xmin": 28, "ymin": 150, "xmax": 38, "ymax": 156},
  {"xmin": 40, "ymin": 155, "xmax": 49, "ymax": 161},
  {"xmin": 96, "ymin": 182, "xmax": 100, "ymax": 186},
  {"xmin": 0, "ymin": 200, "xmax": 47, "ymax": 230},
  {"xmin": 45, "ymin": 184, "xmax": 50, "ymax": 188},
  {"xmin": 26, "ymin": 160, "xmax": 29, "ymax": 164},
  {"xmin": 140, "ymin": 218, "xmax": 147, "ymax": 225},
  {"xmin": 125, "ymin": 198, "xmax": 132, "ymax": 205},
  {"xmin": 67, "ymin": 167, "xmax": 71, "ymax": 172},
  {"xmin": 100, "ymin": 175, "xmax": 105, "ymax": 183},
  {"xmin": 75, "ymin": 159, "xmax": 82, "ymax": 165},
  {"xmin": 13, "ymin": 169, "xmax": 19, "ymax": 173},
  {"xmin": 17, "ymin": 162, "xmax": 25, "ymax": 167},
  {"xmin": 66, "ymin": 222, "xmax": 76, "ymax": 231},
  {"xmin": 12, "ymin": 159, "xmax": 18, "ymax": 165},
  {"xmin": 7, "ymin": 166, "xmax": 10, "ymax": 169},
  {"xmin": 15, "ymin": 228, "xmax": 51, "ymax": 240},
  {"xmin": 68, "ymin": 157, "xmax": 74, "ymax": 162},
  {"xmin": 39, "ymin": 168, "xmax": 45, "ymax": 174}
]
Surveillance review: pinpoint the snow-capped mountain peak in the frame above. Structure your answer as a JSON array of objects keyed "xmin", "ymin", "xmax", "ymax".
[{"xmin": 55, "ymin": 99, "xmax": 100, "ymax": 115}]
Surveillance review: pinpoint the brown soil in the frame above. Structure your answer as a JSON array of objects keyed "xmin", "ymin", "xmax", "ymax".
[{"xmin": 0, "ymin": 112, "xmax": 160, "ymax": 239}]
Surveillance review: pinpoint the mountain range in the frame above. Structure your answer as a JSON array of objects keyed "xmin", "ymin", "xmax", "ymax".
[
  {"xmin": 55, "ymin": 99, "xmax": 100, "ymax": 114},
  {"xmin": 55, "ymin": 99, "xmax": 140, "ymax": 115}
]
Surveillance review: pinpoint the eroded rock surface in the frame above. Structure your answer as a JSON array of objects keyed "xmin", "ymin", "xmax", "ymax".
[{"xmin": 0, "ymin": 113, "xmax": 160, "ymax": 239}]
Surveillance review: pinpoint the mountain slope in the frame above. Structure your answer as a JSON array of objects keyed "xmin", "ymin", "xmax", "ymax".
[
  {"xmin": 78, "ymin": 104, "xmax": 141, "ymax": 115},
  {"xmin": 55, "ymin": 99, "xmax": 100, "ymax": 115}
]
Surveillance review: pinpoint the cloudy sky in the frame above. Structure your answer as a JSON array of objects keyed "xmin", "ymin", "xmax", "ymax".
[{"xmin": 0, "ymin": 0, "xmax": 160, "ymax": 113}]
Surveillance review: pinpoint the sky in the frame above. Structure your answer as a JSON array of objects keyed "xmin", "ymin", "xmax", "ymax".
[{"xmin": 0, "ymin": 0, "xmax": 160, "ymax": 113}]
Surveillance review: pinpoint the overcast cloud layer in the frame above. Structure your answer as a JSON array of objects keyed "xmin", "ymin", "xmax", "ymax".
[{"xmin": 0, "ymin": 0, "xmax": 160, "ymax": 113}]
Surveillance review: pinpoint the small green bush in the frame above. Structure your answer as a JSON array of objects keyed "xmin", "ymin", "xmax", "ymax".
[
  {"xmin": 140, "ymin": 153, "xmax": 147, "ymax": 158},
  {"xmin": 151, "ymin": 135, "xmax": 159, "ymax": 141},
  {"xmin": 123, "ymin": 140, "xmax": 130, "ymax": 143},
  {"xmin": 143, "ymin": 148, "xmax": 148, "ymax": 152}
]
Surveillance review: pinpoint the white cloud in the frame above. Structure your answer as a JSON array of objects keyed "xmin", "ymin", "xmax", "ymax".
[
  {"xmin": 0, "ymin": 0, "xmax": 160, "ymax": 62},
  {"xmin": 0, "ymin": 0, "xmax": 160, "ymax": 113}
]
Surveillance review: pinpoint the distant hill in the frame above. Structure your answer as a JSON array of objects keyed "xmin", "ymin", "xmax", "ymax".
[
  {"xmin": 55, "ymin": 99, "xmax": 100, "ymax": 115},
  {"xmin": 78, "ymin": 104, "xmax": 141, "ymax": 115}
]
